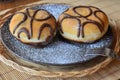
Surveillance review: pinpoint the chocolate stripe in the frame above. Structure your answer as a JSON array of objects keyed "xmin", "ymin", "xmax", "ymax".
[
  {"xmin": 61, "ymin": 6, "xmax": 106, "ymax": 38},
  {"xmin": 94, "ymin": 10, "xmax": 106, "ymax": 30},
  {"xmin": 60, "ymin": 16, "xmax": 81, "ymax": 37},
  {"xmin": 63, "ymin": 13, "xmax": 81, "ymax": 18},
  {"xmin": 27, "ymin": 8, "xmax": 52, "ymax": 38},
  {"xmin": 11, "ymin": 8, "xmax": 55, "ymax": 45},
  {"xmin": 38, "ymin": 23, "xmax": 53, "ymax": 40},
  {"xmin": 82, "ymin": 21, "xmax": 103, "ymax": 38},
  {"xmin": 17, "ymin": 28, "xmax": 30, "ymax": 39},
  {"xmin": 73, "ymin": 6, "xmax": 92, "ymax": 18},
  {"xmin": 26, "ymin": 8, "xmax": 51, "ymax": 21},
  {"xmin": 13, "ymin": 12, "xmax": 27, "ymax": 34},
  {"xmin": 89, "ymin": 6, "xmax": 100, "ymax": 10}
]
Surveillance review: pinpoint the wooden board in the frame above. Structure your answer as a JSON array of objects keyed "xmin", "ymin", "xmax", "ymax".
[{"xmin": 0, "ymin": 0, "xmax": 120, "ymax": 80}]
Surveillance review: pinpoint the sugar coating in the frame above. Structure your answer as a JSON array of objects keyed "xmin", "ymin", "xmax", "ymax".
[{"xmin": 1, "ymin": 4, "xmax": 113, "ymax": 65}]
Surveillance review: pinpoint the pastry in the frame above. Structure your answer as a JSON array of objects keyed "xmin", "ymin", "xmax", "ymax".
[
  {"xmin": 9, "ymin": 8, "xmax": 57, "ymax": 46},
  {"xmin": 58, "ymin": 6, "xmax": 109, "ymax": 43}
]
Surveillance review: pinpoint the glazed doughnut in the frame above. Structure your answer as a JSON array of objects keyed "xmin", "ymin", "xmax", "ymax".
[
  {"xmin": 58, "ymin": 6, "xmax": 109, "ymax": 43},
  {"xmin": 9, "ymin": 8, "xmax": 57, "ymax": 46}
]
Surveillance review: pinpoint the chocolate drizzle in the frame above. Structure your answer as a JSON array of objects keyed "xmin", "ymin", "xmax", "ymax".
[
  {"xmin": 73, "ymin": 6, "xmax": 93, "ymax": 18},
  {"xmin": 26, "ymin": 8, "xmax": 52, "ymax": 38},
  {"xmin": 94, "ymin": 10, "xmax": 105, "ymax": 28},
  {"xmin": 13, "ymin": 12, "xmax": 27, "ymax": 34},
  {"xmin": 60, "ymin": 16, "xmax": 81, "ymax": 37},
  {"xmin": 17, "ymin": 28, "xmax": 30, "ymax": 39},
  {"xmin": 82, "ymin": 21, "xmax": 103, "ymax": 37},
  {"xmin": 11, "ymin": 8, "xmax": 54, "ymax": 43},
  {"xmin": 26, "ymin": 8, "xmax": 51, "ymax": 21},
  {"xmin": 38, "ymin": 23, "xmax": 53, "ymax": 40},
  {"xmin": 60, "ymin": 6, "xmax": 106, "ymax": 38}
]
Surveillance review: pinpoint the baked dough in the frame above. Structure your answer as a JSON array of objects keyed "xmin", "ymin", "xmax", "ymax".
[
  {"xmin": 58, "ymin": 6, "xmax": 109, "ymax": 43},
  {"xmin": 9, "ymin": 8, "xmax": 57, "ymax": 46}
]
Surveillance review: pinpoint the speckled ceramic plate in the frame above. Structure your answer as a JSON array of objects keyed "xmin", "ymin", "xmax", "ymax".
[{"xmin": 0, "ymin": 4, "xmax": 113, "ymax": 65}]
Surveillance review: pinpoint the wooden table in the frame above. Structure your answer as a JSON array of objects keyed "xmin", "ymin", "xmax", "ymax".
[
  {"xmin": 0, "ymin": 0, "xmax": 120, "ymax": 80},
  {"xmin": 0, "ymin": 0, "xmax": 39, "ymax": 11}
]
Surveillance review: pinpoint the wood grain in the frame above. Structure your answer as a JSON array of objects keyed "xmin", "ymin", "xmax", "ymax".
[{"xmin": 0, "ymin": 0, "xmax": 39, "ymax": 11}]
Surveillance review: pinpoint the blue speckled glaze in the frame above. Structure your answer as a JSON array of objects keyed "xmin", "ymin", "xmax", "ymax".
[{"xmin": 0, "ymin": 4, "xmax": 113, "ymax": 65}]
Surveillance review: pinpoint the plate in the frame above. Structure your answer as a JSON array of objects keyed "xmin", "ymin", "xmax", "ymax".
[
  {"xmin": 0, "ymin": 3, "xmax": 119, "ymax": 78},
  {"xmin": 0, "ymin": 3, "xmax": 113, "ymax": 65}
]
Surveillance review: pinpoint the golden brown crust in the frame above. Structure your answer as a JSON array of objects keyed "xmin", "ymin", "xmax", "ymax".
[
  {"xmin": 9, "ymin": 8, "xmax": 57, "ymax": 46},
  {"xmin": 58, "ymin": 6, "xmax": 109, "ymax": 43}
]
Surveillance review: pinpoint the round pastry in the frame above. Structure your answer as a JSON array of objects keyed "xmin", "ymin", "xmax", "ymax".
[
  {"xmin": 58, "ymin": 6, "xmax": 109, "ymax": 43},
  {"xmin": 9, "ymin": 8, "xmax": 57, "ymax": 46}
]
